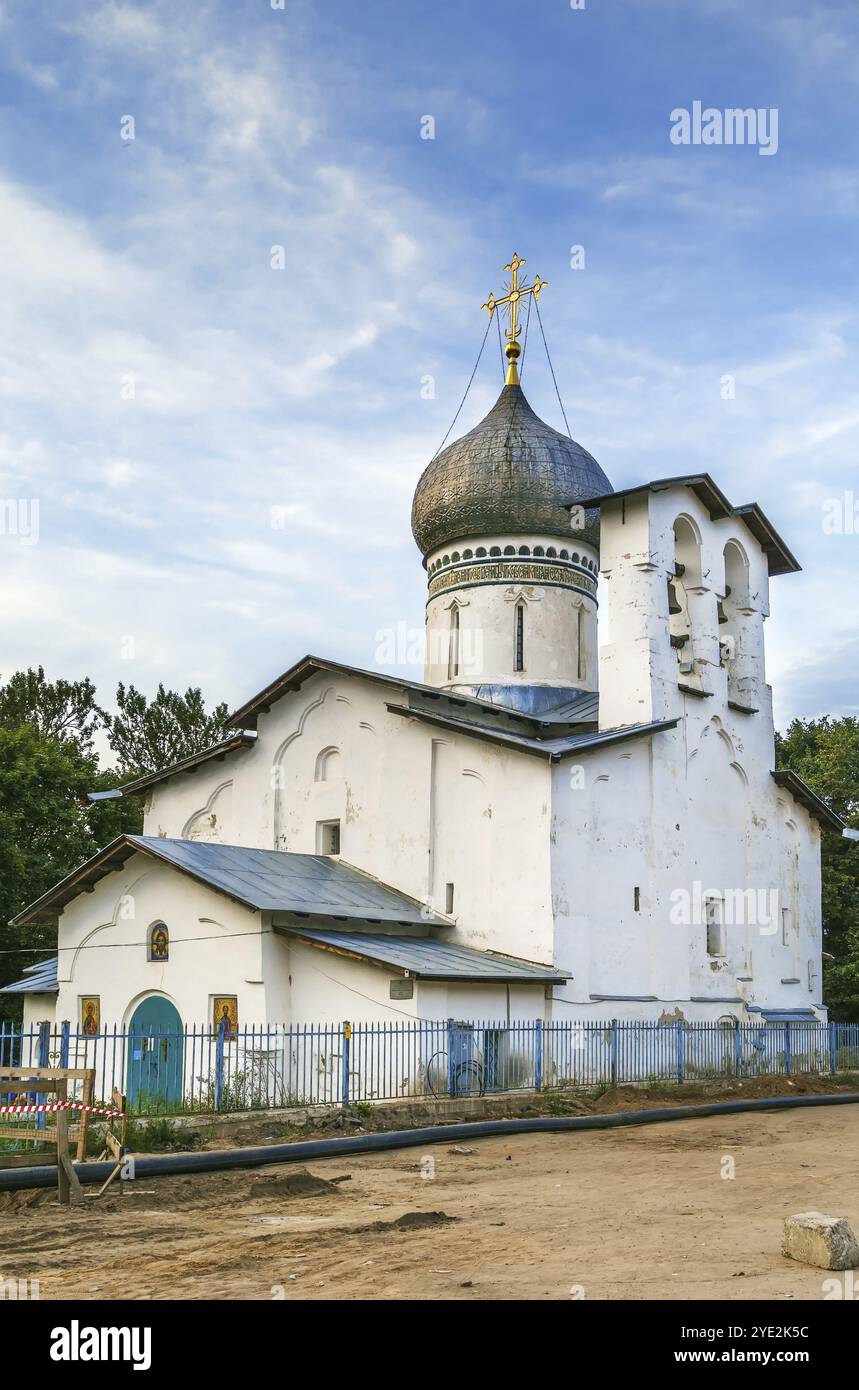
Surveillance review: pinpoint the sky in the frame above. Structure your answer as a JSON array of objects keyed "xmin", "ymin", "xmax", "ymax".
[{"xmin": 0, "ymin": 0, "xmax": 857, "ymax": 744}]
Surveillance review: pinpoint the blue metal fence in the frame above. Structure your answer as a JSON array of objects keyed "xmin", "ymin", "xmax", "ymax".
[{"xmin": 2, "ymin": 1018, "xmax": 859, "ymax": 1118}]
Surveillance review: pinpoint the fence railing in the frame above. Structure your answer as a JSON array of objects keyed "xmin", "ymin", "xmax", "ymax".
[{"xmin": 2, "ymin": 1018, "xmax": 858, "ymax": 1120}]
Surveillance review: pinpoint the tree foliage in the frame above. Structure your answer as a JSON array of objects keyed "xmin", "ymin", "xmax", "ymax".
[
  {"xmin": 0, "ymin": 666, "xmax": 108, "ymax": 751},
  {"xmin": 0, "ymin": 667, "xmax": 228, "ymax": 1016},
  {"xmin": 775, "ymin": 717, "xmax": 859, "ymax": 1021},
  {"xmin": 107, "ymin": 683, "xmax": 231, "ymax": 775}
]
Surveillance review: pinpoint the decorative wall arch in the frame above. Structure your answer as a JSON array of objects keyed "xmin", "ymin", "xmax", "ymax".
[
  {"xmin": 68, "ymin": 869, "xmax": 149, "ymax": 981},
  {"xmin": 181, "ymin": 779, "xmax": 233, "ymax": 840},
  {"xmin": 314, "ymin": 745, "xmax": 343, "ymax": 782}
]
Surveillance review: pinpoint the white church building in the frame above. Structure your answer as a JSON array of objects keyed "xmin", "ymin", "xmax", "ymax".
[{"xmin": 7, "ymin": 257, "xmax": 843, "ymax": 1044}]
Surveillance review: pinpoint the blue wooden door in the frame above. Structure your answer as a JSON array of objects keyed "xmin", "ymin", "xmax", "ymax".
[{"xmin": 127, "ymin": 997, "xmax": 184, "ymax": 1111}]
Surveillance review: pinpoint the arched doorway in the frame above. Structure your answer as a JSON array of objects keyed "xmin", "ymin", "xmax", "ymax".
[{"xmin": 127, "ymin": 996, "xmax": 184, "ymax": 1111}]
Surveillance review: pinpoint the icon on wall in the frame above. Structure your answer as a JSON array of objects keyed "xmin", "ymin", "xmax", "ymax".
[
  {"xmin": 80, "ymin": 997, "xmax": 100, "ymax": 1035},
  {"xmin": 213, "ymin": 996, "xmax": 238, "ymax": 1040},
  {"xmin": 148, "ymin": 922, "xmax": 169, "ymax": 962}
]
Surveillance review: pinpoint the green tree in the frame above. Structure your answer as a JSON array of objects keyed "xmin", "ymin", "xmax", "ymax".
[
  {"xmin": 775, "ymin": 717, "xmax": 859, "ymax": 1021},
  {"xmin": 0, "ymin": 726, "xmax": 143, "ymax": 1016},
  {"xmin": 0, "ymin": 666, "xmax": 108, "ymax": 752},
  {"xmin": 107, "ymin": 683, "xmax": 231, "ymax": 775}
]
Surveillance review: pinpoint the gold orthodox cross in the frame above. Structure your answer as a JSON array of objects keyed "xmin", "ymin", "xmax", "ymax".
[{"xmin": 482, "ymin": 253, "xmax": 547, "ymax": 384}]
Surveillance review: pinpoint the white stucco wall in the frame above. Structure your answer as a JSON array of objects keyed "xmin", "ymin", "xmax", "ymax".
[
  {"xmin": 144, "ymin": 674, "xmax": 556, "ymax": 967},
  {"xmin": 423, "ymin": 530, "xmax": 600, "ymax": 692},
  {"xmin": 549, "ymin": 482, "xmax": 825, "ymax": 1023},
  {"xmin": 54, "ymin": 852, "xmax": 271, "ymax": 1030}
]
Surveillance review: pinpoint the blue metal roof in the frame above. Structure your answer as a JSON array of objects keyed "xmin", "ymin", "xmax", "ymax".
[
  {"xmin": 753, "ymin": 1007, "xmax": 820, "ymax": 1023},
  {"xmin": 0, "ymin": 957, "xmax": 59, "ymax": 994},
  {"xmin": 281, "ymin": 928, "xmax": 568, "ymax": 983}
]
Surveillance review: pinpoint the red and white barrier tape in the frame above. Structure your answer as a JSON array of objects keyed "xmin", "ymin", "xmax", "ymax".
[{"xmin": 0, "ymin": 1101, "xmax": 124, "ymax": 1119}]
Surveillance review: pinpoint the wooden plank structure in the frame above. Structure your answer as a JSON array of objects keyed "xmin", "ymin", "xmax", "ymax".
[
  {"xmin": 0, "ymin": 1067, "xmax": 95, "ymax": 1205},
  {"xmin": 94, "ymin": 1088, "xmax": 127, "ymax": 1198}
]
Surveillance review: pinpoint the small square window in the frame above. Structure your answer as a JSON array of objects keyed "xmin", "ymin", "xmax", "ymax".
[{"xmin": 317, "ymin": 820, "xmax": 341, "ymax": 855}]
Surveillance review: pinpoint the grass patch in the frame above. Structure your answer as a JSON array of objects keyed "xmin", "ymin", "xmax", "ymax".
[{"xmin": 86, "ymin": 1115, "xmax": 202, "ymax": 1156}]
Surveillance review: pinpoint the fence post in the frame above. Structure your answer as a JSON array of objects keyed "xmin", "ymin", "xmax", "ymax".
[
  {"xmin": 34, "ymin": 1021, "xmax": 51, "ymax": 1143},
  {"xmin": 610, "ymin": 1019, "xmax": 618, "ymax": 1086},
  {"xmin": 215, "ymin": 1019, "xmax": 227, "ymax": 1111},
  {"xmin": 734, "ymin": 1022, "xmax": 742, "ymax": 1078},
  {"xmin": 829, "ymin": 1020, "xmax": 838, "ymax": 1074},
  {"xmin": 784, "ymin": 1021, "xmax": 792, "ymax": 1077},
  {"xmin": 675, "ymin": 1021, "xmax": 685, "ymax": 1084},
  {"xmin": 446, "ymin": 1019, "xmax": 456, "ymax": 1097},
  {"xmin": 37, "ymin": 1020, "xmax": 50, "ymax": 1067},
  {"xmin": 535, "ymin": 1020, "xmax": 543, "ymax": 1091},
  {"xmin": 59, "ymin": 1020, "xmax": 71, "ymax": 1069},
  {"xmin": 341, "ymin": 1021, "xmax": 351, "ymax": 1108}
]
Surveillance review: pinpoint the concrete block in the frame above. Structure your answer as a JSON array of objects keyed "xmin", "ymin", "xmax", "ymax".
[{"xmin": 782, "ymin": 1212, "xmax": 859, "ymax": 1270}]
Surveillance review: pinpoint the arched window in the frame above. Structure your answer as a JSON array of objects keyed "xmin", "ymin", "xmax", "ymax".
[
  {"xmin": 448, "ymin": 604, "xmax": 461, "ymax": 680},
  {"xmin": 514, "ymin": 602, "xmax": 525, "ymax": 672},
  {"xmin": 148, "ymin": 922, "xmax": 169, "ymax": 962},
  {"xmin": 723, "ymin": 540, "xmax": 750, "ymax": 609},
  {"xmin": 670, "ymin": 516, "xmax": 703, "ymax": 680}
]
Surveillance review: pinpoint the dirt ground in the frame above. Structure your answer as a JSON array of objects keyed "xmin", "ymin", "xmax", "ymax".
[{"xmin": 2, "ymin": 1090, "xmax": 858, "ymax": 1300}]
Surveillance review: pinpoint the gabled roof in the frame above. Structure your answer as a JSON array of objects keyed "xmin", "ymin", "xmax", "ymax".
[
  {"xmin": 771, "ymin": 770, "xmax": 845, "ymax": 833},
  {"xmin": 11, "ymin": 836, "xmax": 452, "ymax": 929},
  {"xmin": 0, "ymin": 957, "xmax": 59, "ymax": 994},
  {"xmin": 574, "ymin": 474, "xmax": 801, "ymax": 577},
  {"xmin": 279, "ymin": 927, "xmax": 569, "ymax": 984},
  {"xmin": 87, "ymin": 732, "xmax": 257, "ymax": 802}
]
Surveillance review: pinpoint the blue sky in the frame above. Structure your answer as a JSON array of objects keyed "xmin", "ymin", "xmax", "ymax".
[{"xmin": 0, "ymin": 0, "xmax": 857, "ymax": 740}]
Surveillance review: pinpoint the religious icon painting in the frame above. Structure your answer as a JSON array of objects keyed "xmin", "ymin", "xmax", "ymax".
[
  {"xmin": 80, "ymin": 997, "xmax": 100, "ymax": 1035},
  {"xmin": 213, "ymin": 996, "xmax": 238, "ymax": 1040},
  {"xmin": 148, "ymin": 922, "xmax": 169, "ymax": 962}
]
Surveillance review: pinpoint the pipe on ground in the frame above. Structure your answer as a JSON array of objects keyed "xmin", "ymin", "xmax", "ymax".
[{"xmin": 2, "ymin": 1091, "xmax": 857, "ymax": 1193}]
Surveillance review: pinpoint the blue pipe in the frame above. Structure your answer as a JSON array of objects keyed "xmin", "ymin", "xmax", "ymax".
[{"xmin": 3, "ymin": 1091, "xmax": 858, "ymax": 1192}]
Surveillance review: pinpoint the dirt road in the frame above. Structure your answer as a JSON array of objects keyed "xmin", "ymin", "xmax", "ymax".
[{"xmin": 2, "ymin": 1101, "xmax": 857, "ymax": 1300}]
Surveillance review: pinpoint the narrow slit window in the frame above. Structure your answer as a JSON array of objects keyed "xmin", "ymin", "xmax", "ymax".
[
  {"xmin": 448, "ymin": 606, "xmax": 460, "ymax": 680},
  {"xmin": 445, "ymin": 882, "xmax": 455, "ymax": 914},
  {"xmin": 514, "ymin": 603, "xmax": 525, "ymax": 672},
  {"xmin": 705, "ymin": 897, "xmax": 726, "ymax": 957},
  {"xmin": 577, "ymin": 605, "xmax": 585, "ymax": 681}
]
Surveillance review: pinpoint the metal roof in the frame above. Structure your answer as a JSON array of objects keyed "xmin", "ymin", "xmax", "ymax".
[
  {"xmin": 226, "ymin": 653, "xmax": 597, "ymax": 735},
  {"xmin": 411, "ymin": 382, "xmax": 611, "ymax": 557},
  {"xmin": 573, "ymin": 475, "xmax": 800, "ymax": 578},
  {"xmin": 0, "ymin": 957, "xmax": 59, "ymax": 994},
  {"xmin": 386, "ymin": 701, "xmax": 677, "ymax": 759},
  {"xmin": 280, "ymin": 927, "xmax": 569, "ymax": 983},
  {"xmin": 771, "ymin": 770, "xmax": 845, "ymax": 833},
  {"xmin": 11, "ymin": 836, "xmax": 451, "ymax": 928},
  {"xmin": 751, "ymin": 1008, "xmax": 820, "ymax": 1023},
  {"xmin": 87, "ymin": 733, "xmax": 257, "ymax": 802}
]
